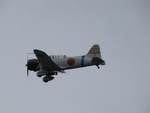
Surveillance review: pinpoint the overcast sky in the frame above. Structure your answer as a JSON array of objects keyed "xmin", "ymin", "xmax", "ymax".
[{"xmin": 0, "ymin": 0, "xmax": 150, "ymax": 113}]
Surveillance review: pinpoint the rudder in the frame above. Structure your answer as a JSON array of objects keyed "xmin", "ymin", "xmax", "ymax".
[
  {"xmin": 86, "ymin": 44, "xmax": 105, "ymax": 66},
  {"xmin": 87, "ymin": 44, "xmax": 101, "ymax": 58}
]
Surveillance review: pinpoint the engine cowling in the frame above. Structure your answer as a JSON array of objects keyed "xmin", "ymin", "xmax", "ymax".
[{"xmin": 26, "ymin": 59, "xmax": 39, "ymax": 71}]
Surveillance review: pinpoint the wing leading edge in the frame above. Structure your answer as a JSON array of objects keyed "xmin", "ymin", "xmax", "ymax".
[{"xmin": 33, "ymin": 49, "xmax": 62, "ymax": 72}]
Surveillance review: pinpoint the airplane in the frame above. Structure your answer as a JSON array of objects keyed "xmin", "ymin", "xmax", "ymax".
[{"xmin": 26, "ymin": 44, "xmax": 105, "ymax": 83}]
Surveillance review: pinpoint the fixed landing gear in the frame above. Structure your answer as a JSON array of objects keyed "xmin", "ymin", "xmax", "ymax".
[
  {"xmin": 43, "ymin": 76, "xmax": 54, "ymax": 83},
  {"xmin": 37, "ymin": 71, "xmax": 57, "ymax": 82}
]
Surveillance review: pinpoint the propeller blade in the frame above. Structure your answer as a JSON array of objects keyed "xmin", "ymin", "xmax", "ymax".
[
  {"xmin": 26, "ymin": 52, "xmax": 34, "ymax": 77},
  {"xmin": 26, "ymin": 54, "xmax": 29, "ymax": 77},
  {"xmin": 27, "ymin": 66, "xmax": 29, "ymax": 76}
]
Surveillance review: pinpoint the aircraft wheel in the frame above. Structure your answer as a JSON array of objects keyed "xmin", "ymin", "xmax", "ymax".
[
  {"xmin": 43, "ymin": 76, "xmax": 50, "ymax": 83},
  {"xmin": 43, "ymin": 76, "xmax": 54, "ymax": 83}
]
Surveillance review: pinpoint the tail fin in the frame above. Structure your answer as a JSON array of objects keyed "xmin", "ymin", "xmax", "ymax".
[
  {"xmin": 86, "ymin": 44, "xmax": 101, "ymax": 58},
  {"xmin": 86, "ymin": 44, "xmax": 105, "ymax": 66}
]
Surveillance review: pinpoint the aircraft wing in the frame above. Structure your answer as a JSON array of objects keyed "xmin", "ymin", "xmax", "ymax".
[{"xmin": 33, "ymin": 49, "xmax": 62, "ymax": 72}]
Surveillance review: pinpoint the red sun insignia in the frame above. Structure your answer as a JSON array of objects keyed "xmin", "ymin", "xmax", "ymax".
[{"xmin": 67, "ymin": 58, "xmax": 76, "ymax": 66}]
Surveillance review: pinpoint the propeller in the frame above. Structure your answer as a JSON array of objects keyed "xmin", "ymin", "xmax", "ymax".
[
  {"xmin": 27, "ymin": 66, "xmax": 29, "ymax": 76},
  {"xmin": 26, "ymin": 55, "xmax": 29, "ymax": 77},
  {"xmin": 26, "ymin": 52, "xmax": 35, "ymax": 77}
]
